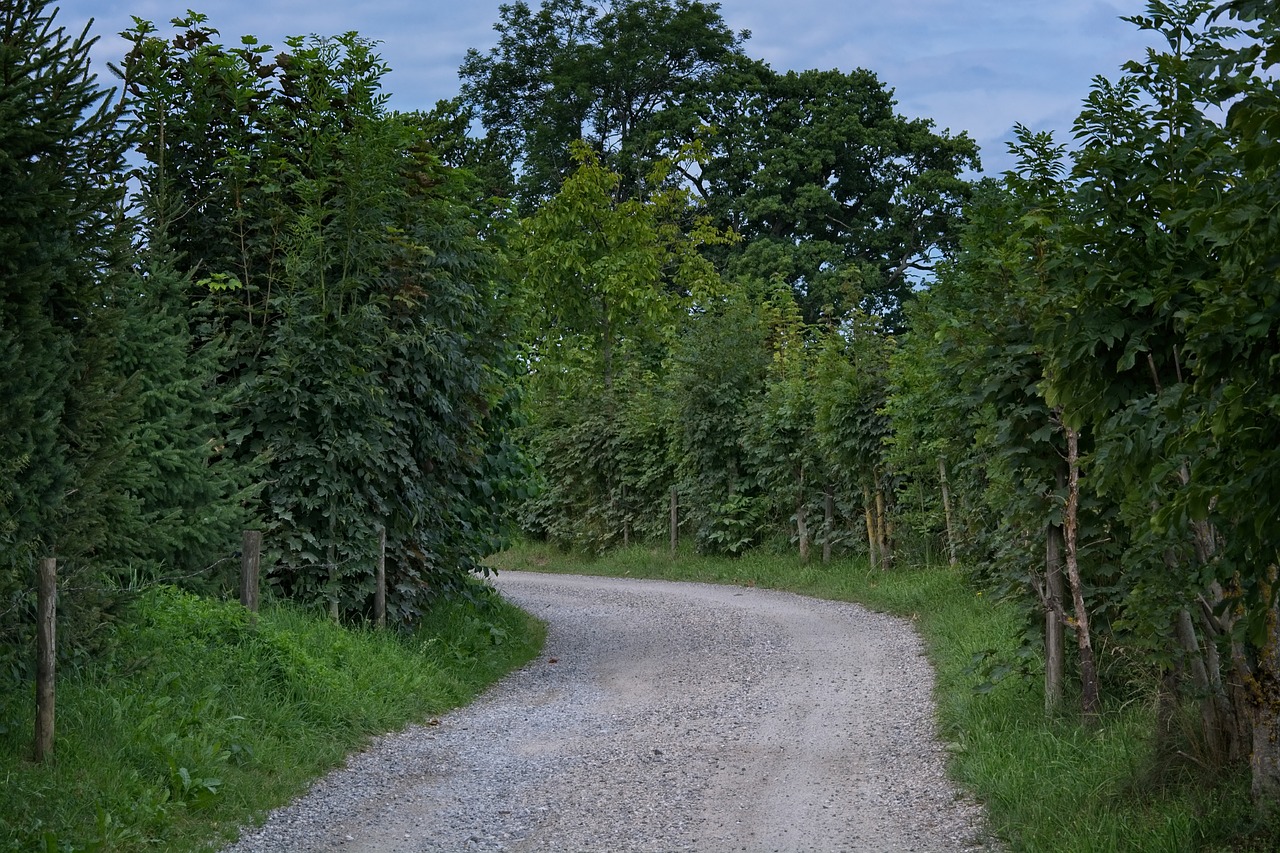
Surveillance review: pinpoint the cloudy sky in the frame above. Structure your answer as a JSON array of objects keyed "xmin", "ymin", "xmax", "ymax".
[{"xmin": 53, "ymin": 0, "xmax": 1157, "ymax": 175}]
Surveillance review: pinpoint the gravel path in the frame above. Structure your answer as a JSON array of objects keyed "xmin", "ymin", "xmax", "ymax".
[{"xmin": 221, "ymin": 571, "xmax": 997, "ymax": 853}]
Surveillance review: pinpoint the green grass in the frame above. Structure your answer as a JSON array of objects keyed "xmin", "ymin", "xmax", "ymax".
[
  {"xmin": 0, "ymin": 582, "xmax": 544, "ymax": 852},
  {"xmin": 489, "ymin": 540, "xmax": 1276, "ymax": 852}
]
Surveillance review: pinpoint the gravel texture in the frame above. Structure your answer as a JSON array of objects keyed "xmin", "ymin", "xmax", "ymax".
[{"xmin": 221, "ymin": 571, "xmax": 998, "ymax": 853}]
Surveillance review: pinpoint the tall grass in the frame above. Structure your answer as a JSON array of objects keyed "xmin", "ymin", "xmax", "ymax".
[
  {"xmin": 489, "ymin": 541, "xmax": 1275, "ymax": 852},
  {"xmin": 0, "ymin": 582, "xmax": 544, "ymax": 852}
]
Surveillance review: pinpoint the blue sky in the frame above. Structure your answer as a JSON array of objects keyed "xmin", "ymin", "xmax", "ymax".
[{"xmin": 54, "ymin": 0, "xmax": 1157, "ymax": 175}]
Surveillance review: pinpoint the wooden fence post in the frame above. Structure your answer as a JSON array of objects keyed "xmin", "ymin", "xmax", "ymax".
[
  {"xmin": 375, "ymin": 525, "xmax": 386, "ymax": 630},
  {"xmin": 669, "ymin": 487, "xmax": 679, "ymax": 557},
  {"xmin": 240, "ymin": 530, "xmax": 261, "ymax": 619},
  {"xmin": 34, "ymin": 557, "xmax": 56, "ymax": 763}
]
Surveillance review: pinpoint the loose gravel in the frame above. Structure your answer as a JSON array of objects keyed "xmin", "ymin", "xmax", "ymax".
[{"xmin": 221, "ymin": 571, "xmax": 998, "ymax": 853}]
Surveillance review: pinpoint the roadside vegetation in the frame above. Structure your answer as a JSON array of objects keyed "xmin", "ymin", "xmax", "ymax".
[
  {"xmin": 0, "ymin": 582, "xmax": 543, "ymax": 852},
  {"xmin": 492, "ymin": 541, "xmax": 1276, "ymax": 852},
  {"xmin": 5, "ymin": 1, "xmax": 1280, "ymax": 851}
]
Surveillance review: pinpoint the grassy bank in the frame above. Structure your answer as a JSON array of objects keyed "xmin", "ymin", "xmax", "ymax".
[
  {"xmin": 0, "ymin": 582, "xmax": 544, "ymax": 852},
  {"xmin": 489, "ymin": 541, "xmax": 1272, "ymax": 852}
]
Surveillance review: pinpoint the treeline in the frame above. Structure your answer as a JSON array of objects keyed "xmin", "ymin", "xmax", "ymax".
[
  {"xmin": 5, "ymin": 0, "xmax": 1280, "ymax": 815},
  {"xmin": 463, "ymin": 0, "xmax": 1280, "ymax": 809},
  {"xmin": 1, "ymin": 0, "xmax": 526, "ymax": 686},
  {"xmin": 455, "ymin": 0, "xmax": 977, "ymax": 558},
  {"xmin": 889, "ymin": 0, "xmax": 1280, "ymax": 801}
]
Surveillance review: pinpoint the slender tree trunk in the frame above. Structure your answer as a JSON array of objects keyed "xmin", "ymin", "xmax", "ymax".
[
  {"xmin": 797, "ymin": 504, "xmax": 809, "ymax": 562},
  {"xmin": 1197, "ymin": 604, "xmax": 1247, "ymax": 762},
  {"xmin": 1063, "ymin": 424, "xmax": 1100, "ymax": 720},
  {"xmin": 822, "ymin": 486, "xmax": 834, "ymax": 564},
  {"xmin": 1155, "ymin": 656, "xmax": 1182, "ymax": 751},
  {"xmin": 1045, "ymin": 518, "xmax": 1065, "ymax": 715},
  {"xmin": 1251, "ymin": 567, "xmax": 1280, "ymax": 802},
  {"xmin": 938, "ymin": 456, "xmax": 957, "ymax": 567},
  {"xmin": 881, "ymin": 490, "xmax": 895, "ymax": 567},
  {"xmin": 375, "ymin": 525, "xmax": 386, "ymax": 630},
  {"xmin": 1176, "ymin": 606, "xmax": 1225, "ymax": 764},
  {"xmin": 874, "ymin": 470, "xmax": 892, "ymax": 568},
  {"xmin": 621, "ymin": 484, "xmax": 630, "ymax": 548},
  {"xmin": 34, "ymin": 558, "xmax": 56, "ymax": 763},
  {"xmin": 863, "ymin": 482, "xmax": 878, "ymax": 570},
  {"xmin": 601, "ymin": 310, "xmax": 613, "ymax": 392},
  {"xmin": 669, "ymin": 487, "xmax": 678, "ymax": 557}
]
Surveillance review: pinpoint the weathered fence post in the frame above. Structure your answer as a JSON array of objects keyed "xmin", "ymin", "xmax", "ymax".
[
  {"xmin": 375, "ymin": 524, "xmax": 387, "ymax": 630},
  {"xmin": 240, "ymin": 530, "xmax": 261, "ymax": 621},
  {"xmin": 34, "ymin": 557, "xmax": 56, "ymax": 763},
  {"xmin": 669, "ymin": 487, "xmax": 679, "ymax": 557}
]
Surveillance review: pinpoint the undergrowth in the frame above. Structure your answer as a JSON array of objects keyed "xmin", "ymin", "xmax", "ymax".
[
  {"xmin": 489, "ymin": 540, "xmax": 1277, "ymax": 852},
  {"xmin": 0, "ymin": 581, "xmax": 544, "ymax": 852}
]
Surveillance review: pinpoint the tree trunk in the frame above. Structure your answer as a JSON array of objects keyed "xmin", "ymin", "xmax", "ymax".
[
  {"xmin": 1155, "ymin": 659, "xmax": 1182, "ymax": 751},
  {"xmin": 1045, "ymin": 519, "xmax": 1065, "ymax": 715},
  {"xmin": 822, "ymin": 486, "xmax": 834, "ymax": 564},
  {"xmin": 375, "ymin": 525, "xmax": 387, "ymax": 630},
  {"xmin": 327, "ymin": 542, "xmax": 340, "ymax": 624},
  {"xmin": 862, "ymin": 482, "xmax": 878, "ymax": 570},
  {"xmin": 1251, "ymin": 568, "xmax": 1280, "ymax": 802},
  {"xmin": 621, "ymin": 484, "xmax": 630, "ymax": 548},
  {"xmin": 1175, "ymin": 606, "xmax": 1225, "ymax": 765},
  {"xmin": 1063, "ymin": 424, "xmax": 1100, "ymax": 720},
  {"xmin": 874, "ymin": 470, "xmax": 892, "ymax": 568},
  {"xmin": 669, "ymin": 487, "xmax": 678, "ymax": 557},
  {"xmin": 34, "ymin": 558, "xmax": 56, "ymax": 763},
  {"xmin": 938, "ymin": 456, "xmax": 957, "ymax": 567},
  {"xmin": 796, "ymin": 504, "xmax": 809, "ymax": 563},
  {"xmin": 1197, "ymin": 603, "xmax": 1248, "ymax": 763}
]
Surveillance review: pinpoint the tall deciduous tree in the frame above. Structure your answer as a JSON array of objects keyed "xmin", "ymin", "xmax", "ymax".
[
  {"xmin": 515, "ymin": 144, "xmax": 728, "ymax": 551},
  {"xmin": 122, "ymin": 17, "xmax": 526, "ymax": 622},
  {"xmin": 459, "ymin": 0, "xmax": 747, "ymax": 209},
  {"xmin": 694, "ymin": 66, "xmax": 980, "ymax": 325}
]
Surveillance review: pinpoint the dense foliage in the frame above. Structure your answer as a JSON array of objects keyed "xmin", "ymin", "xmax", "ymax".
[
  {"xmin": 6, "ymin": 0, "xmax": 1280, "ymax": 838},
  {"xmin": 1, "ymin": 0, "xmax": 529, "ymax": 697},
  {"xmin": 492, "ymin": 0, "xmax": 1280, "ymax": 815},
  {"xmin": 888, "ymin": 0, "xmax": 1280, "ymax": 802}
]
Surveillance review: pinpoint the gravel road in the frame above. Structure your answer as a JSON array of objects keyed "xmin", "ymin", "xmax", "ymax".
[{"xmin": 222, "ymin": 571, "xmax": 997, "ymax": 853}]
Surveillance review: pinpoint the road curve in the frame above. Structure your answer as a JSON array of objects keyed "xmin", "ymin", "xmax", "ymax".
[{"xmin": 223, "ymin": 571, "xmax": 995, "ymax": 853}]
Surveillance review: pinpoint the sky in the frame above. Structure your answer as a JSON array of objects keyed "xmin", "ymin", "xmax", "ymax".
[{"xmin": 52, "ymin": 0, "xmax": 1159, "ymax": 176}]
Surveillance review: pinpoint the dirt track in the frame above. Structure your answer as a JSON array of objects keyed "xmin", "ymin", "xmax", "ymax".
[{"xmin": 223, "ymin": 571, "xmax": 994, "ymax": 853}]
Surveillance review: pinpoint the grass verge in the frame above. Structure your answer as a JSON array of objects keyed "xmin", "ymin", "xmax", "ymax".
[
  {"xmin": 489, "ymin": 540, "xmax": 1275, "ymax": 852},
  {"xmin": 0, "ymin": 580, "xmax": 544, "ymax": 852}
]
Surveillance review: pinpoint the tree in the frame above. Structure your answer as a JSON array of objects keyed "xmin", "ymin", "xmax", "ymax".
[
  {"xmin": 814, "ymin": 311, "xmax": 896, "ymax": 568},
  {"xmin": 666, "ymin": 295, "xmax": 771, "ymax": 554},
  {"xmin": 746, "ymin": 286, "xmax": 821, "ymax": 560},
  {"xmin": 694, "ymin": 66, "xmax": 980, "ymax": 325},
  {"xmin": 514, "ymin": 144, "xmax": 728, "ymax": 551},
  {"xmin": 459, "ymin": 0, "xmax": 748, "ymax": 210},
  {"xmin": 0, "ymin": 0, "xmax": 137, "ymax": 664},
  {"xmin": 122, "ymin": 17, "xmax": 527, "ymax": 621}
]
